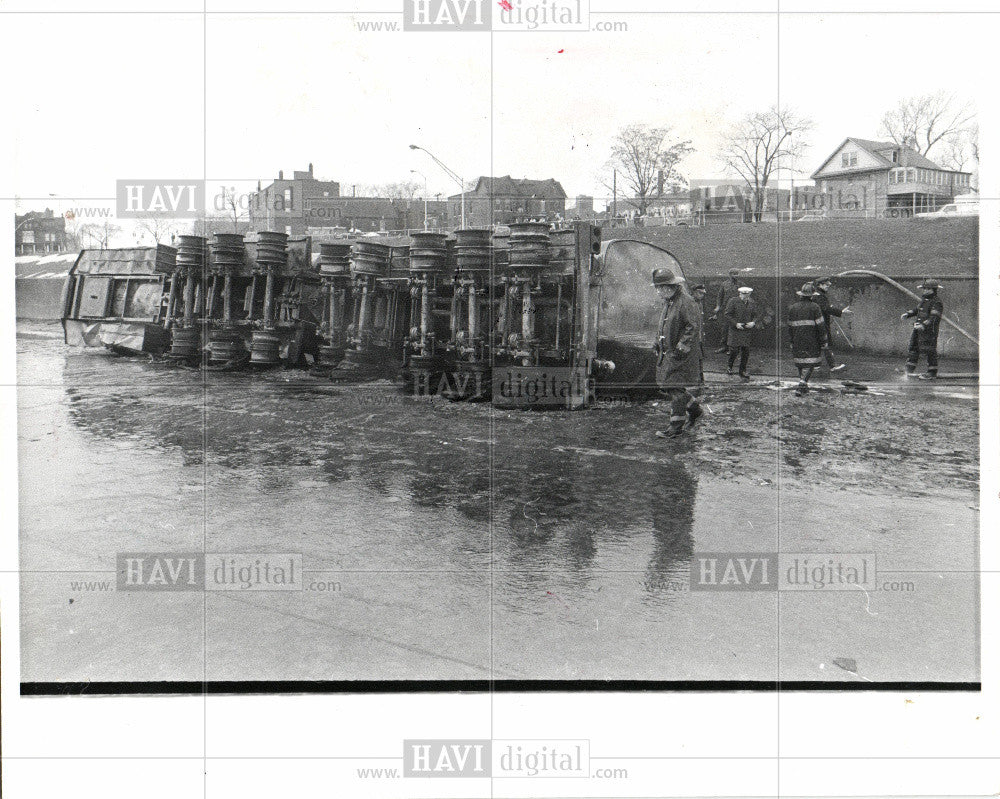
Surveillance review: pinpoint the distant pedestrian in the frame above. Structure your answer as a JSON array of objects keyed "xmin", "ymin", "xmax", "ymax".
[
  {"xmin": 814, "ymin": 277, "xmax": 851, "ymax": 372},
  {"xmin": 787, "ymin": 283, "xmax": 828, "ymax": 396},
  {"xmin": 724, "ymin": 286, "xmax": 757, "ymax": 381},
  {"xmin": 902, "ymin": 279, "xmax": 944, "ymax": 380},
  {"xmin": 651, "ymin": 268, "xmax": 703, "ymax": 439},
  {"xmin": 692, "ymin": 284, "xmax": 707, "ymax": 382},
  {"xmin": 691, "ymin": 284, "xmax": 707, "ymax": 318},
  {"xmin": 710, "ymin": 269, "xmax": 741, "ymax": 353}
]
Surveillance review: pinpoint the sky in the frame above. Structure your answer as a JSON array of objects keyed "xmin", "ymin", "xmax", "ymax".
[{"xmin": 2, "ymin": 7, "xmax": 991, "ymax": 214}]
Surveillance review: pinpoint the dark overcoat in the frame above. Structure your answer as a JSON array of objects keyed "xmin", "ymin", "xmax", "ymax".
[
  {"xmin": 813, "ymin": 287, "xmax": 844, "ymax": 338},
  {"xmin": 724, "ymin": 296, "xmax": 759, "ymax": 347}
]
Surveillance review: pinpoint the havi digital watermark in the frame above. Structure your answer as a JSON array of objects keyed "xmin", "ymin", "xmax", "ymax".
[{"xmin": 403, "ymin": 0, "xmax": 588, "ymax": 32}]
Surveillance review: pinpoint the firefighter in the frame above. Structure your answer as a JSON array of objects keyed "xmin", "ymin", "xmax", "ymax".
[
  {"xmin": 902, "ymin": 279, "xmax": 944, "ymax": 379},
  {"xmin": 651, "ymin": 268, "xmax": 703, "ymax": 439},
  {"xmin": 813, "ymin": 277, "xmax": 851, "ymax": 372},
  {"xmin": 709, "ymin": 269, "xmax": 741, "ymax": 353},
  {"xmin": 787, "ymin": 283, "xmax": 828, "ymax": 396},
  {"xmin": 724, "ymin": 286, "xmax": 757, "ymax": 381}
]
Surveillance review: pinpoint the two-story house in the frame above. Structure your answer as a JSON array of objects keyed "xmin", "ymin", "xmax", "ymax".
[
  {"xmin": 810, "ymin": 138, "xmax": 972, "ymax": 217},
  {"xmin": 449, "ymin": 176, "xmax": 567, "ymax": 227},
  {"xmin": 15, "ymin": 209, "xmax": 68, "ymax": 255}
]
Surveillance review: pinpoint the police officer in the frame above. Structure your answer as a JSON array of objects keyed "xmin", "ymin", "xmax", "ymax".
[
  {"xmin": 813, "ymin": 277, "xmax": 851, "ymax": 371},
  {"xmin": 902, "ymin": 279, "xmax": 944, "ymax": 380},
  {"xmin": 724, "ymin": 286, "xmax": 757, "ymax": 381},
  {"xmin": 651, "ymin": 268, "xmax": 703, "ymax": 439},
  {"xmin": 787, "ymin": 283, "xmax": 828, "ymax": 396},
  {"xmin": 710, "ymin": 269, "xmax": 741, "ymax": 353}
]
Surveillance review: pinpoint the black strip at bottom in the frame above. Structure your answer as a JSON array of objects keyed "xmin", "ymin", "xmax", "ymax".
[{"xmin": 21, "ymin": 680, "xmax": 982, "ymax": 696}]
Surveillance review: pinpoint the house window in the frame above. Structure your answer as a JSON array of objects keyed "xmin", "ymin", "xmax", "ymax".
[
  {"xmin": 284, "ymin": 188, "xmax": 292, "ymax": 210},
  {"xmin": 891, "ymin": 150, "xmax": 899, "ymax": 163},
  {"xmin": 841, "ymin": 151, "xmax": 858, "ymax": 168}
]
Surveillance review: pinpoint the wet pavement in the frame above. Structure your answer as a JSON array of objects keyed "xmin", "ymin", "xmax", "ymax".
[{"xmin": 17, "ymin": 321, "xmax": 979, "ymax": 684}]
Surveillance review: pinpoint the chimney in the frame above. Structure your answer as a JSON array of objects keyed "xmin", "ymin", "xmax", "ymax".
[
  {"xmin": 278, "ymin": 170, "xmax": 284, "ymax": 180},
  {"xmin": 308, "ymin": 162, "xmax": 313, "ymax": 176},
  {"xmin": 656, "ymin": 169, "xmax": 665, "ymax": 197}
]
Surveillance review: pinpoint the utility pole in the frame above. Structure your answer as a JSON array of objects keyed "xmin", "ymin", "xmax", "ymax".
[
  {"xmin": 410, "ymin": 144, "xmax": 465, "ymax": 228},
  {"xmin": 612, "ymin": 169, "xmax": 617, "ymax": 218}
]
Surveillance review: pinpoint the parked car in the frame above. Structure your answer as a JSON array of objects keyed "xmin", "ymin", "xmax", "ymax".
[
  {"xmin": 796, "ymin": 210, "xmax": 827, "ymax": 222},
  {"xmin": 916, "ymin": 194, "xmax": 979, "ymax": 219},
  {"xmin": 916, "ymin": 201, "xmax": 979, "ymax": 219}
]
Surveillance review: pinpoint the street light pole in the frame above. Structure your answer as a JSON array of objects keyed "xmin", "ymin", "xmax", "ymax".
[
  {"xmin": 410, "ymin": 169, "xmax": 428, "ymax": 230},
  {"xmin": 410, "ymin": 144, "xmax": 465, "ymax": 228}
]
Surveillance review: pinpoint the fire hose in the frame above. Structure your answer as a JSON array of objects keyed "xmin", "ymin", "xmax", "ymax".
[{"xmin": 833, "ymin": 268, "xmax": 979, "ymax": 347}]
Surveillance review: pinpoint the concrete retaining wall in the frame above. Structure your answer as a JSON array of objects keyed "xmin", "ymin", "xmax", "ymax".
[
  {"xmin": 607, "ymin": 217, "xmax": 979, "ymax": 278},
  {"xmin": 697, "ymin": 274, "xmax": 978, "ymax": 360}
]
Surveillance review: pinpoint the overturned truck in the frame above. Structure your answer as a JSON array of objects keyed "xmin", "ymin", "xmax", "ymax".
[{"xmin": 61, "ymin": 223, "xmax": 687, "ymax": 408}]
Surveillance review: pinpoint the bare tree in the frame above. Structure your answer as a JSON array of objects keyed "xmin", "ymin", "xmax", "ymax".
[
  {"xmin": 188, "ymin": 215, "xmax": 252, "ymax": 238},
  {"xmin": 719, "ymin": 106, "xmax": 812, "ymax": 223},
  {"xmin": 219, "ymin": 186, "xmax": 249, "ymax": 233},
  {"xmin": 134, "ymin": 214, "xmax": 180, "ymax": 246},
  {"xmin": 878, "ymin": 92, "xmax": 975, "ymax": 158},
  {"xmin": 935, "ymin": 120, "xmax": 979, "ymax": 184},
  {"xmin": 62, "ymin": 210, "xmax": 82, "ymax": 251},
  {"xmin": 367, "ymin": 181, "xmax": 422, "ymax": 200},
  {"xmin": 78, "ymin": 220, "xmax": 123, "ymax": 249},
  {"xmin": 603, "ymin": 125, "xmax": 693, "ymax": 215}
]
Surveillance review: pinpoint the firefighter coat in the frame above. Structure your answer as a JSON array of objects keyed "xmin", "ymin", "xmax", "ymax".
[
  {"xmin": 903, "ymin": 295, "xmax": 943, "ymax": 350},
  {"xmin": 655, "ymin": 292, "xmax": 703, "ymax": 389},
  {"xmin": 724, "ymin": 296, "xmax": 759, "ymax": 347},
  {"xmin": 813, "ymin": 287, "xmax": 844, "ymax": 338},
  {"xmin": 787, "ymin": 299, "xmax": 828, "ymax": 366}
]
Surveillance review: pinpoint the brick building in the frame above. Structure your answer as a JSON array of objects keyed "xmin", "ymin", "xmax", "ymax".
[
  {"xmin": 810, "ymin": 138, "xmax": 972, "ymax": 217},
  {"xmin": 689, "ymin": 183, "xmax": 789, "ymax": 223},
  {"xmin": 247, "ymin": 164, "xmax": 450, "ymax": 233},
  {"xmin": 449, "ymin": 176, "xmax": 567, "ymax": 227},
  {"xmin": 248, "ymin": 164, "xmax": 341, "ymax": 234},
  {"xmin": 15, "ymin": 209, "xmax": 68, "ymax": 255},
  {"xmin": 567, "ymin": 195, "xmax": 595, "ymax": 220},
  {"xmin": 304, "ymin": 196, "xmax": 449, "ymax": 233}
]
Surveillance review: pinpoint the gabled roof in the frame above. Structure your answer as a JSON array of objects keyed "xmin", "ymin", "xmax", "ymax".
[
  {"xmin": 810, "ymin": 137, "xmax": 953, "ymax": 179},
  {"xmin": 451, "ymin": 175, "xmax": 567, "ymax": 200}
]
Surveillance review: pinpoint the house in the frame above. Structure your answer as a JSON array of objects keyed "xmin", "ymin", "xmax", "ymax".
[
  {"xmin": 810, "ymin": 138, "xmax": 972, "ymax": 217},
  {"xmin": 644, "ymin": 192, "xmax": 693, "ymax": 219},
  {"xmin": 449, "ymin": 176, "xmax": 567, "ymax": 227},
  {"xmin": 15, "ymin": 209, "xmax": 68, "ymax": 255},
  {"xmin": 248, "ymin": 164, "xmax": 341, "ymax": 234}
]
